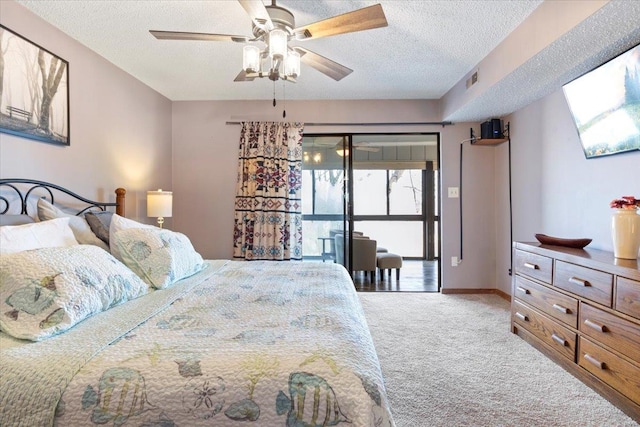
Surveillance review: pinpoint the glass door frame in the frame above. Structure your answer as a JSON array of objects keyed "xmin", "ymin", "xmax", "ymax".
[
  {"xmin": 302, "ymin": 131, "xmax": 441, "ymax": 290},
  {"xmin": 301, "ymin": 133, "xmax": 353, "ymax": 272}
]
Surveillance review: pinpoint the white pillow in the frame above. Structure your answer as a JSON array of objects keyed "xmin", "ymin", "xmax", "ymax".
[
  {"xmin": 0, "ymin": 217, "xmax": 78, "ymax": 254},
  {"xmin": 110, "ymin": 215, "xmax": 204, "ymax": 289},
  {"xmin": 0, "ymin": 245, "xmax": 149, "ymax": 341},
  {"xmin": 108, "ymin": 214, "xmax": 155, "ymax": 250},
  {"xmin": 37, "ymin": 198, "xmax": 109, "ymax": 251}
]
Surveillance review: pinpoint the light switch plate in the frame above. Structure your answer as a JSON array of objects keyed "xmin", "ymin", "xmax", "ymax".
[{"xmin": 448, "ymin": 187, "xmax": 459, "ymax": 198}]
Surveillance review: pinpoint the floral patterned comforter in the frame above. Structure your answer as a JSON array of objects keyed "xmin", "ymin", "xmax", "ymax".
[{"xmin": 2, "ymin": 260, "xmax": 394, "ymax": 426}]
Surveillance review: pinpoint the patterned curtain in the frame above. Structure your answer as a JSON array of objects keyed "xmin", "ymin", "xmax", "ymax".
[{"xmin": 233, "ymin": 122, "xmax": 304, "ymax": 260}]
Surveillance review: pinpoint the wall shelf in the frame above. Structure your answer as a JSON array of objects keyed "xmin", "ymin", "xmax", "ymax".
[
  {"xmin": 470, "ymin": 122, "xmax": 510, "ymax": 146},
  {"xmin": 471, "ymin": 137, "xmax": 509, "ymax": 146}
]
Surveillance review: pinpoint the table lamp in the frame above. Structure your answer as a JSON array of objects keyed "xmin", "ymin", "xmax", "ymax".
[{"xmin": 147, "ymin": 189, "xmax": 172, "ymax": 228}]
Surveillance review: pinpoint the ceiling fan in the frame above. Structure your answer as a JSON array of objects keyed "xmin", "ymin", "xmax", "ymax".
[
  {"xmin": 310, "ymin": 137, "xmax": 380, "ymax": 153},
  {"xmin": 150, "ymin": 0, "xmax": 388, "ymax": 83}
]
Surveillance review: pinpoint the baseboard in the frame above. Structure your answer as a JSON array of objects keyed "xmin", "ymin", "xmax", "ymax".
[{"xmin": 441, "ymin": 288, "xmax": 511, "ymax": 302}]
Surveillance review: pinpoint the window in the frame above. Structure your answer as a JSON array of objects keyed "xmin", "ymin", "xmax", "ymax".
[
  {"xmin": 390, "ymin": 169, "xmax": 423, "ymax": 215},
  {"xmin": 352, "ymin": 168, "xmax": 426, "ymax": 258},
  {"xmin": 353, "ymin": 170, "xmax": 386, "ymax": 215},
  {"xmin": 301, "ymin": 169, "xmax": 345, "ymax": 259},
  {"xmin": 354, "ymin": 221, "xmax": 423, "ymax": 257},
  {"xmin": 353, "ymin": 168, "xmax": 424, "ymax": 216}
]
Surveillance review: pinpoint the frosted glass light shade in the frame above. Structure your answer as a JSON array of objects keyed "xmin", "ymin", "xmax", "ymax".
[
  {"xmin": 147, "ymin": 190, "xmax": 173, "ymax": 218},
  {"xmin": 243, "ymin": 45, "xmax": 260, "ymax": 73},
  {"xmin": 269, "ymin": 29, "xmax": 287, "ymax": 60},
  {"xmin": 285, "ymin": 50, "xmax": 300, "ymax": 78}
]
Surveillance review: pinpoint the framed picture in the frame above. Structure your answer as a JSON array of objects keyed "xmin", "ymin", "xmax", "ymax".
[{"xmin": 0, "ymin": 24, "xmax": 69, "ymax": 146}]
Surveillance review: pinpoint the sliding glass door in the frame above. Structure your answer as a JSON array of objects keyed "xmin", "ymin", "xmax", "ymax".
[
  {"xmin": 302, "ymin": 132, "xmax": 440, "ymax": 284},
  {"xmin": 301, "ymin": 135, "xmax": 351, "ymax": 269}
]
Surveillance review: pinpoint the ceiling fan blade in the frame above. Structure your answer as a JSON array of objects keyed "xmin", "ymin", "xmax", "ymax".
[
  {"xmin": 238, "ymin": 0, "xmax": 274, "ymax": 32},
  {"xmin": 150, "ymin": 30, "xmax": 249, "ymax": 42},
  {"xmin": 312, "ymin": 136, "xmax": 344, "ymax": 147},
  {"xmin": 294, "ymin": 4, "xmax": 387, "ymax": 40},
  {"xmin": 355, "ymin": 146, "xmax": 380, "ymax": 152},
  {"xmin": 294, "ymin": 47, "xmax": 353, "ymax": 81},
  {"xmin": 234, "ymin": 70, "xmax": 257, "ymax": 82}
]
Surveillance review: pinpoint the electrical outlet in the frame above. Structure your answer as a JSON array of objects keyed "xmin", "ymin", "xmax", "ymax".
[
  {"xmin": 448, "ymin": 187, "xmax": 459, "ymax": 198},
  {"xmin": 451, "ymin": 256, "xmax": 459, "ymax": 267}
]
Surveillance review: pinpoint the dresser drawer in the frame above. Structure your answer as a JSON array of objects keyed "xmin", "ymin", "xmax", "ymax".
[
  {"xmin": 580, "ymin": 303, "xmax": 640, "ymax": 364},
  {"xmin": 512, "ymin": 300, "xmax": 576, "ymax": 361},
  {"xmin": 578, "ymin": 337, "xmax": 640, "ymax": 406},
  {"xmin": 616, "ymin": 277, "xmax": 640, "ymax": 320},
  {"xmin": 514, "ymin": 250, "xmax": 553, "ymax": 284},
  {"xmin": 554, "ymin": 261, "xmax": 613, "ymax": 306},
  {"xmin": 514, "ymin": 275, "xmax": 578, "ymax": 328}
]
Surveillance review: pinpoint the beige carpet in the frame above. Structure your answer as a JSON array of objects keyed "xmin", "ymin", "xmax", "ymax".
[{"xmin": 359, "ymin": 293, "xmax": 638, "ymax": 427}]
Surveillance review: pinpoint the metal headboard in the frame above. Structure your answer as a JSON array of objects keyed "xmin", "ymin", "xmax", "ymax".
[{"xmin": 0, "ymin": 178, "xmax": 126, "ymax": 217}]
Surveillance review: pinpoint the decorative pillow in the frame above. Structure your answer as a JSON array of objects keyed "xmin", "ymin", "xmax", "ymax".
[
  {"xmin": 0, "ymin": 245, "xmax": 149, "ymax": 341},
  {"xmin": 0, "ymin": 215, "xmax": 35, "ymax": 226},
  {"xmin": 110, "ymin": 225, "xmax": 205, "ymax": 289},
  {"xmin": 37, "ymin": 198, "xmax": 109, "ymax": 251},
  {"xmin": 0, "ymin": 217, "xmax": 78, "ymax": 254},
  {"xmin": 107, "ymin": 214, "xmax": 155, "ymax": 253},
  {"xmin": 85, "ymin": 211, "xmax": 114, "ymax": 246},
  {"xmin": 108, "ymin": 214, "xmax": 154, "ymax": 238}
]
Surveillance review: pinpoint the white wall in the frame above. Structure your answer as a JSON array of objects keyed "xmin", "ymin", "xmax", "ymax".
[
  {"xmin": 7, "ymin": 1, "xmax": 634, "ymax": 297},
  {"xmin": 0, "ymin": 1, "xmax": 173, "ymax": 223},
  {"xmin": 494, "ymin": 89, "xmax": 640, "ymax": 295},
  {"xmin": 441, "ymin": 0, "xmax": 607, "ymax": 121},
  {"xmin": 172, "ymin": 99, "xmax": 499, "ymax": 290}
]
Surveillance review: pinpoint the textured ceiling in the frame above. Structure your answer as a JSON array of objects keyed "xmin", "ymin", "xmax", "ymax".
[
  {"xmin": 17, "ymin": 0, "xmax": 542, "ymax": 102},
  {"xmin": 15, "ymin": 1, "xmax": 640, "ymax": 122},
  {"xmin": 446, "ymin": 0, "xmax": 640, "ymax": 122}
]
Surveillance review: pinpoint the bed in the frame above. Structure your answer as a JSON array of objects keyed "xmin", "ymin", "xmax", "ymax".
[{"xmin": 0, "ymin": 179, "xmax": 394, "ymax": 427}]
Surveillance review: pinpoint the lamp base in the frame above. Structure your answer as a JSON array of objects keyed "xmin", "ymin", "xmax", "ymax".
[{"xmin": 157, "ymin": 217, "xmax": 164, "ymax": 229}]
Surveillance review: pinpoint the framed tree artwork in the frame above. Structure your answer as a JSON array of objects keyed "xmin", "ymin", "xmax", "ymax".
[{"xmin": 0, "ymin": 24, "xmax": 69, "ymax": 146}]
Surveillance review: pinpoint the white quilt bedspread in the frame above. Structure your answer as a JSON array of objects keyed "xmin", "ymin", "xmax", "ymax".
[{"xmin": 2, "ymin": 260, "xmax": 394, "ymax": 427}]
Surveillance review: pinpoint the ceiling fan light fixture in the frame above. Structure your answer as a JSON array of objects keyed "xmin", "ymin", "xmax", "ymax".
[
  {"xmin": 336, "ymin": 148, "xmax": 349, "ymax": 157},
  {"xmin": 151, "ymin": 1, "xmax": 387, "ymax": 84},
  {"xmin": 285, "ymin": 50, "xmax": 300, "ymax": 78},
  {"xmin": 268, "ymin": 29, "xmax": 287, "ymax": 60},
  {"xmin": 242, "ymin": 45, "xmax": 261, "ymax": 73}
]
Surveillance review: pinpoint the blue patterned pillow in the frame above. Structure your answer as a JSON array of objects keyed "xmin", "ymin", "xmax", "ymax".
[
  {"xmin": 110, "ymin": 226, "xmax": 205, "ymax": 289},
  {"xmin": 0, "ymin": 245, "xmax": 149, "ymax": 341}
]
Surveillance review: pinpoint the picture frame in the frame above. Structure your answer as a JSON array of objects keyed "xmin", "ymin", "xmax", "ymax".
[{"xmin": 0, "ymin": 24, "xmax": 69, "ymax": 146}]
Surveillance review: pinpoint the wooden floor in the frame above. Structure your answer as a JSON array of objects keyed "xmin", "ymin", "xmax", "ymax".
[{"xmin": 352, "ymin": 260, "xmax": 439, "ymax": 292}]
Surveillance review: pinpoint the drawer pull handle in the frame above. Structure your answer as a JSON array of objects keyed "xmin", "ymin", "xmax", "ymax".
[
  {"xmin": 584, "ymin": 319, "xmax": 606, "ymax": 333},
  {"xmin": 515, "ymin": 312, "xmax": 529, "ymax": 322},
  {"xmin": 552, "ymin": 304, "xmax": 569, "ymax": 314},
  {"xmin": 517, "ymin": 286, "xmax": 530, "ymax": 295},
  {"xmin": 568, "ymin": 277, "xmax": 589, "ymax": 287},
  {"xmin": 584, "ymin": 353, "xmax": 606, "ymax": 370},
  {"xmin": 523, "ymin": 262, "xmax": 539, "ymax": 270},
  {"xmin": 551, "ymin": 334, "xmax": 568, "ymax": 347}
]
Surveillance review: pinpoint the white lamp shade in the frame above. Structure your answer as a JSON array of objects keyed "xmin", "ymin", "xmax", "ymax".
[
  {"xmin": 147, "ymin": 190, "xmax": 173, "ymax": 218},
  {"xmin": 243, "ymin": 45, "xmax": 260, "ymax": 73},
  {"xmin": 285, "ymin": 50, "xmax": 300, "ymax": 77},
  {"xmin": 268, "ymin": 29, "xmax": 287, "ymax": 60}
]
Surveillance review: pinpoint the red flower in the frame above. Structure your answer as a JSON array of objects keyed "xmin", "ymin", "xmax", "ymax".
[{"xmin": 610, "ymin": 196, "xmax": 640, "ymax": 209}]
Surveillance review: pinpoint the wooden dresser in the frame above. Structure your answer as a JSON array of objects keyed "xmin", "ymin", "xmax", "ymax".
[{"xmin": 511, "ymin": 242, "xmax": 640, "ymax": 422}]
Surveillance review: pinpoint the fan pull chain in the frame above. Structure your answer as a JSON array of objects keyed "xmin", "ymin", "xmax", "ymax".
[
  {"xmin": 282, "ymin": 81, "xmax": 287, "ymax": 118},
  {"xmin": 273, "ymin": 80, "xmax": 276, "ymax": 107}
]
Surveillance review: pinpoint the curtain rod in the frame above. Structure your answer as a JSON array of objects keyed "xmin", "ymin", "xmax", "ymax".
[{"xmin": 225, "ymin": 121, "xmax": 453, "ymax": 127}]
